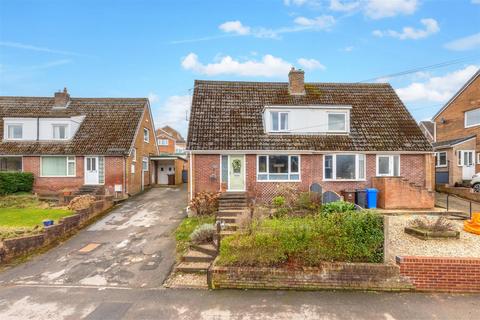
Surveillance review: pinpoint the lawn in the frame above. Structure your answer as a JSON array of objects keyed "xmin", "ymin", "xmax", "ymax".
[
  {"xmin": 0, "ymin": 208, "xmax": 73, "ymax": 227},
  {"xmin": 174, "ymin": 215, "xmax": 215, "ymax": 260}
]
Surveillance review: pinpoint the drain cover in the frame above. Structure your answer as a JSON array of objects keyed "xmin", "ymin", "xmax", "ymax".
[{"xmin": 78, "ymin": 243, "xmax": 101, "ymax": 253}]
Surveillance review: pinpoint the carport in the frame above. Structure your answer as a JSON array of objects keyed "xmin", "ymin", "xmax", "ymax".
[{"xmin": 150, "ymin": 154, "xmax": 187, "ymax": 185}]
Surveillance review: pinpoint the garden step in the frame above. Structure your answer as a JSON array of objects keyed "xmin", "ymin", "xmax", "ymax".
[
  {"xmin": 219, "ymin": 201, "xmax": 248, "ymax": 206},
  {"xmin": 219, "ymin": 192, "xmax": 247, "ymax": 199},
  {"xmin": 183, "ymin": 250, "xmax": 215, "ymax": 263},
  {"xmin": 217, "ymin": 209, "xmax": 246, "ymax": 216},
  {"xmin": 190, "ymin": 243, "xmax": 217, "ymax": 256},
  {"xmin": 220, "ymin": 230, "xmax": 236, "ymax": 238},
  {"xmin": 219, "ymin": 205, "xmax": 248, "ymax": 210},
  {"xmin": 223, "ymin": 223, "xmax": 238, "ymax": 231},
  {"xmin": 175, "ymin": 262, "xmax": 211, "ymax": 273},
  {"xmin": 216, "ymin": 216, "xmax": 236, "ymax": 223}
]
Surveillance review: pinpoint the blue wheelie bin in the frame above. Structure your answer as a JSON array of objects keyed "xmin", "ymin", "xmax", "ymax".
[{"xmin": 366, "ymin": 188, "xmax": 378, "ymax": 209}]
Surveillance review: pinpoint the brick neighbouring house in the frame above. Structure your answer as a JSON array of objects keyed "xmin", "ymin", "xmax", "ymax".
[
  {"xmin": 0, "ymin": 88, "xmax": 159, "ymax": 197},
  {"xmin": 187, "ymin": 68, "xmax": 435, "ymax": 209},
  {"xmin": 152, "ymin": 126, "xmax": 187, "ymax": 186},
  {"xmin": 431, "ymin": 69, "xmax": 480, "ymax": 187}
]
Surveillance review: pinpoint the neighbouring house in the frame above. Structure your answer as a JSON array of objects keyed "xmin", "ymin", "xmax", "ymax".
[
  {"xmin": 187, "ymin": 68, "xmax": 435, "ymax": 209},
  {"xmin": 0, "ymin": 88, "xmax": 159, "ymax": 197},
  {"xmin": 152, "ymin": 126, "xmax": 187, "ymax": 185},
  {"xmin": 419, "ymin": 120, "xmax": 435, "ymax": 144},
  {"xmin": 432, "ymin": 69, "xmax": 480, "ymax": 186}
]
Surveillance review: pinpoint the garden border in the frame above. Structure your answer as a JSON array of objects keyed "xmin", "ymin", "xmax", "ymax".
[{"xmin": 0, "ymin": 196, "xmax": 114, "ymax": 263}]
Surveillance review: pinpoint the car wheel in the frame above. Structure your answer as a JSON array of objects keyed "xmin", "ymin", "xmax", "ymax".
[{"xmin": 473, "ymin": 184, "xmax": 480, "ymax": 193}]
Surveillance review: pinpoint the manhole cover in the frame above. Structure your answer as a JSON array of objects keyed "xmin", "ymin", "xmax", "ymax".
[{"xmin": 78, "ymin": 243, "xmax": 101, "ymax": 253}]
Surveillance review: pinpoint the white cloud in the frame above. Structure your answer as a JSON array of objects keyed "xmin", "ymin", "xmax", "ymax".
[
  {"xmin": 283, "ymin": 0, "xmax": 316, "ymax": 6},
  {"xmin": 219, "ymin": 21, "xmax": 251, "ymax": 35},
  {"xmin": 373, "ymin": 18, "xmax": 439, "ymax": 40},
  {"xmin": 297, "ymin": 58, "xmax": 326, "ymax": 70},
  {"xmin": 154, "ymin": 95, "xmax": 192, "ymax": 137},
  {"xmin": 395, "ymin": 65, "xmax": 479, "ymax": 103},
  {"xmin": 181, "ymin": 53, "xmax": 292, "ymax": 77},
  {"xmin": 329, "ymin": 0, "xmax": 360, "ymax": 12},
  {"xmin": 293, "ymin": 15, "xmax": 336, "ymax": 29},
  {"xmin": 472, "ymin": 0, "xmax": 480, "ymax": 3},
  {"xmin": 342, "ymin": 46, "xmax": 354, "ymax": 52},
  {"xmin": 148, "ymin": 92, "xmax": 160, "ymax": 104},
  {"xmin": 365, "ymin": 0, "xmax": 418, "ymax": 19},
  {"xmin": 444, "ymin": 33, "xmax": 480, "ymax": 51},
  {"xmin": 0, "ymin": 41, "xmax": 91, "ymax": 57}
]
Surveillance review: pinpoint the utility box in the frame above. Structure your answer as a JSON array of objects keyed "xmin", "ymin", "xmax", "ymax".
[{"xmin": 341, "ymin": 190, "xmax": 356, "ymax": 204}]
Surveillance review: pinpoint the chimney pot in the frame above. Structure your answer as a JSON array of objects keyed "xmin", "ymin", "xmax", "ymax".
[
  {"xmin": 288, "ymin": 67, "xmax": 305, "ymax": 95},
  {"xmin": 54, "ymin": 87, "xmax": 70, "ymax": 108}
]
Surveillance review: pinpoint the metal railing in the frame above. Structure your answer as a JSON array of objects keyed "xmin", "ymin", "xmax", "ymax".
[{"xmin": 436, "ymin": 192, "xmax": 477, "ymax": 219}]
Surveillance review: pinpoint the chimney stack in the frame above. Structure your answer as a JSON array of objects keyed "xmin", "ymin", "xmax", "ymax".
[
  {"xmin": 288, "ymin": 67, "xmax": 305, "ymax": 95},
  {"xmin": 54, "ymin": 87, "xmax": 70, "ymax": 108}
]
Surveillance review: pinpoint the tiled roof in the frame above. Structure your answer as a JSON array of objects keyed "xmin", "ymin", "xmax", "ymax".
[
  {"xmin": 0, "ymin": 97, "xmax": 147, "ymax": 155},
  {"xmin": 161, "ymin": 126, "xmax": 185, "ymax": 143},
  {"xmin": 187, "ymin": 80, "xmax": 433, "ymax": 152},
  {"xmin": 432, "ymin": 135, "xmax": 476, "ymax": 149}
]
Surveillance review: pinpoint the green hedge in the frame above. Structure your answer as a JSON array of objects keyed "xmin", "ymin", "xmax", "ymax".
[
  {"xmin": 0, "ymin": 172, "xmax": 34, "ymax": 195},
  {"xmin": 218, "ymin": 210, "xmax": 384, "ymax": 267}
]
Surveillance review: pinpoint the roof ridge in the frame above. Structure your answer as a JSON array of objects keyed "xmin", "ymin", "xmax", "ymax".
[{"xmin": 194, "ymin": 79, "xmax": 391, "ymax": 86}]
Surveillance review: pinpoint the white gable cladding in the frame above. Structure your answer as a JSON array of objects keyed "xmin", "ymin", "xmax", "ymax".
[{"xmin": 263, "ymin": 105, "xmax": 351, "ymax": 134}]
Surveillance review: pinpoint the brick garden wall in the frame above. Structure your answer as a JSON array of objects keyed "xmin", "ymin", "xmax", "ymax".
[
  {"xmin": 397, "ymin": 256, "xmax": 480, "ymax": 292},
  {"xmin": 209, "ymin": 263, "xmax": 413, "ymax": 291}
]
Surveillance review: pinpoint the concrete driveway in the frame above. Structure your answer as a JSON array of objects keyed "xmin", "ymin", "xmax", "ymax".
[{"xmin": 0, "ymin": 186, "xmax": 187, "ymax": 289}]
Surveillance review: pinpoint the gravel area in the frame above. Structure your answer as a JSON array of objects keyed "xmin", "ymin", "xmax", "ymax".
[
  {"xmin": 164, "ymin": 272, "xmax": 208, "ymax": 289},
  {"xmin": 386, "ymin": 215, "xmax": 480, "ymax": 262}
]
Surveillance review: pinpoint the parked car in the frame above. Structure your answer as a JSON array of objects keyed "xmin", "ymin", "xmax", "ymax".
[{"xmin": 471, "ymin": 173, "xmax": 480, "ymax": 192}]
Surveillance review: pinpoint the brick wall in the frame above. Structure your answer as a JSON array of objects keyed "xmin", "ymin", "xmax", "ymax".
[
  {"xmin": 104, "ymin": 156, "xmax": 125, "ymax": 195},
  {"xmin": 372, "ymin": 177, "xmax": 434, "ymax": 209},
  {"xmin": 210, "ymin": 263, "xmax": 413, "ymax": 291},
  {"xmin": 192, "ymin": 153, "xmax": 429, "ymax": 203},
  {"xmin": 397, "ymin": 256, "xmax": 480, "ymax": 292}
]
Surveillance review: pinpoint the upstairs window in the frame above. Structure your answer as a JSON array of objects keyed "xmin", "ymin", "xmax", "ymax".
[
  {"xmin": 271, "ymin": 111, "xmax": 289, "ymax": 132},
  {"xmin": 327, "ymin": 113, "xmax": 347, "ymax": 132},
  {"xmin": 465, "ymin": 108, "xmax": 480, "ymax": 128},
  {"xmin": 7, "ymin": 124, "xmax": 23, "ymax": 139},
  {"xmin": 142, "ymin": 157, "xmax": 149, "ymax": 171},
  {"xmin": 158, "ymin": 139, "xmax": 169, "ymax": 146},
  {"xmin": 144, "ymin": 128, "xmax": 150, "ymax": 142},
  {"xmin": 52, "ymin": 124, "xmax": 68, "ymax": 140},
  {"xmin": 131, "ymin": 148, "xmax": 137, "ymax": 162}
]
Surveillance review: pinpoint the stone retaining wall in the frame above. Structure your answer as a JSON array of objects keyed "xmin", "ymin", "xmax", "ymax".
[
  {"xmin": 0, "ymin": 196, "xmax": 114, "ymax": 263},
  {"xmin": 209, "ymin": 262, "xmax": 414, "ymax": 291},
  {"xmin": 397, "ymin": 256, "xmax": 480, "ymax": 293}
]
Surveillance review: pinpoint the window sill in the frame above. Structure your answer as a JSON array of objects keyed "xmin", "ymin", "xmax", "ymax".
[
  {"xmin": 322, "ymin": 179, "xmax": 366, "ymax": 182},
  {"xmin": 39, "ymin": 175, "xmax": 76, "ymax": 178},
  {"xmin": 256, "ymin": 179, "xmax": 301, "ymax": 183},
  {"xmin": 435, "ymin": 165, "xmax": 447, "ymax": 168}
]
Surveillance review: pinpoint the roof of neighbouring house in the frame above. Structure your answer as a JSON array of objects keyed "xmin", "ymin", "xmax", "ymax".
[
  {"xmin": 0, "ymin": 96, "xmax": 148, "ymax": 155},
  {"xmin": 187, "ymin": 80, "xmax": 433, "ymax": 152},
  {"xmin": 419, "ymin": 120, "xmax": 435, "ymax": 142},
  {"xmin": 160, "ymin": 125, "xmax": 185, "ymax": 143},
  {"xmin": 432, "ymin": 134, "xmax": 476, "ymax": 149}
]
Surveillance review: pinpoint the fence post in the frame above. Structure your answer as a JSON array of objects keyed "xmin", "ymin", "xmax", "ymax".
[
  {"xmin": 446, "ymin": 194, "xmax": 449, "ymax": 211},
  {"xmin": 215, "ymin": 221, "xmax": 221, "ymax": 254},
  {"xmin": 470, "ymin": 201, "xmax": 472, "ymax": 219}
]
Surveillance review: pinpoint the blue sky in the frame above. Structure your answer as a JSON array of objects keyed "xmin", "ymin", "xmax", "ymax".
[{"xmin": 1, "ymin": 0, "xmax": 479, "ymax": 136}]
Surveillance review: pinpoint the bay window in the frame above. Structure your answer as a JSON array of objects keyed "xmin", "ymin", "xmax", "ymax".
[
  {"xmin": 257, "ymin": 155, "xmax": 300, "ymax": 181},
  {"xmin": 41, "ymin": 156, "xmax": 75, "ymax": 177},
  {"xmin": 376, "ymin": 155, "xmax": 400, "ymax": 176},
  {"xmin": 324, "ymin": 154, "xmax": 365, "ymax": 181}
]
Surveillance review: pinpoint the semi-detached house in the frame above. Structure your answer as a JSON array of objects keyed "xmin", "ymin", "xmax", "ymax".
[
  {"xmin": 0, "ymin": 88, "xmax": 158, "ymax": 197},
  {"xmin": 187, "ymin": 68, "xmax": 435, "ymax": 208}
]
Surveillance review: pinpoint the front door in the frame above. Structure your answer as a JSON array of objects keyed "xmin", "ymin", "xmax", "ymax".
[
  {"xmin": 85, "ymin": 156, "xmax": 99, "ymax": 185},
  {"xmin": 158, "ymin": 164, "xmax": 175, "ymax": 184},
  {"xmin": 228, "ymin": 155, "xmax": 245, "ymax": 191},
  {"xmin": 461, "ymin": 150, "xmax": 475, "ymax": 180}
]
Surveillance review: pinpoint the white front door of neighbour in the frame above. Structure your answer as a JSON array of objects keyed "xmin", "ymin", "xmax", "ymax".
[
  {"xmin": 228, "ymin": 155, "xmax": 245, "ymax": 191},
  {"xmin": 158, "ymin": 164, "xmax": 174, "ymax": 184},
  {"xmin": 461, "ymin": 150, "xmax": 475, "ymax": 180},
  {"xmin": 85, "ymin": 156, "xmax": 99, "ymax": 185}
]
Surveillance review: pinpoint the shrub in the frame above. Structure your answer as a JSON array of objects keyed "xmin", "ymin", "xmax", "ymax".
[
  {"xmin": 190, "ymin": 223, "xmax": 216, "ymax": 244},
  {"xmin": 189, "ymin": 192, "xmax": 220, "ymax": 216},
  {"xmin": 217, "ymin": 210, "xmax": 384, "ymax": 267},
  {"xmin": 272, "ymin": 196, "xmax": 286, "ymax": 207},
  {"xmin": 0, "ymin": 172, "xmax": 34, "ymax": 195},
  {"xmin": 296, "ymin": 192, "xmax": 320, "ymax": 212},
  {"xmin": 410, "ymin": 216, "xmax": 455, "ymax": 232},
  {"xmin": 321, "ymin": 201, "xmax": 356, "ymax": 216}
]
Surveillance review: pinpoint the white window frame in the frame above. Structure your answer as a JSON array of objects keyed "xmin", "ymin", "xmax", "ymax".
[
  {"xmin": 158, "ymin": 139, "xmax": 169, "ymax": 146},
  {"xmin": 464, "ymin": 108, "xmax": 480, "ymax": 128},
  {"xmin": 131, "ymin": 148, "xmax": 137, "ymax": 162},
  {"xmin": 376, "ymin": 155, "xmax": 401, "ymax": 177},
  {"xmin": 435, "ymin": 151, "xmax": 447, "ymax": 168},
  {"xmin": 323, "ymin": 154, "xmax": 365, "ymax": 181},
  {"xmin": 270, "ymin": 111, "xmax": 289, "ymax": 132},
  {"xmin": 327, "ymin": 112, "xmax": 348, "ymax": 133},
  {"xmin": 477, "ymin": 152, "xmax": 480, "ymax": 165},
  {"xmin": 142, "ymin": 156, "xmax": 149, "ymax": 171},
  {"xmin": 0, "ymin": 156, "xmax": 23, "ymax": 172},
  {"xmin": 256, "ymin": 155, "xmax": 300, "ymax": 182},
  {"xmin": 131, "ymin": 163, "xmax": 135, "ymax": 174},
  {"xmin": 144, "ymin": 128, "xmax": 150, "ymax": 143},
  {"xmin": 6, "ymin": 124, "xmax": 23, "ymax": 140},
  {"xmin": 40, "ymin": 156, "xmax": 76, "ymax": 177},
  {"xmin": 52, "ymin": 124, "xmax": 69, "ymax": 140}
]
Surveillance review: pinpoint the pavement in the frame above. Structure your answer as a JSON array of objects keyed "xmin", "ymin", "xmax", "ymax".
[{"xmin": 0, "ymin": 186, "xmax": 478, "ymax": 319}]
